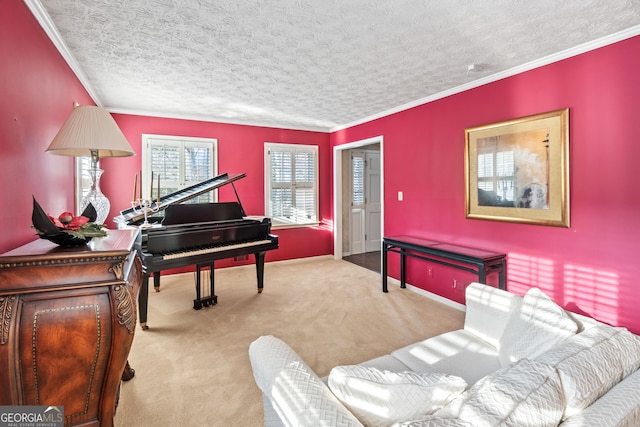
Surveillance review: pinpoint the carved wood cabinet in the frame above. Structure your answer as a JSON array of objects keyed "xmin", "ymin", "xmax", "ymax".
[{"xmin": 0, "ymin": 229, "xmax": 141, "ymax": 427}]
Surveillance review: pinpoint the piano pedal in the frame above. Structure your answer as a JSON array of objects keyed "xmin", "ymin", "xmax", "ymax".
[{"xmin": 193, "ymin": 295, "xmax": 217, "ymax": 310}]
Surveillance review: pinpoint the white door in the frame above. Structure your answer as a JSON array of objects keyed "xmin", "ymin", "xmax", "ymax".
[
  {"xmin": 365, "ymin": 151, "xmax": 381, "ymax": 252},
  {"xmin": 349, "ymin": 150, "xmax": 381, "ymax": 255}
]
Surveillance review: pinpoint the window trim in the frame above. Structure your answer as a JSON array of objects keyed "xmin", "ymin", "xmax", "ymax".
[{"xmin": 265, "ymin": 142, "xmax": 319, "ymax": 229}]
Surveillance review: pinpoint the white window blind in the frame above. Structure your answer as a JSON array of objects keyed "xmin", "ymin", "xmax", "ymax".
[
  {"xmin": 143, "ymin": 135, "xmax": 217, "ymax": 204},
  {"xmin": 352, "ymin": 156, "xmax": 364, "ymax": 205},
  {"xmin": 265, "ymin": 143, "xmax": 318, "ymax": 226}
]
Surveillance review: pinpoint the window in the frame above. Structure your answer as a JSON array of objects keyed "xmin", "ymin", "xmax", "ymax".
[
  {"xmin": 142, "ymin": 134, "xmax": 217, "ymax": 204},
  {"xmin": 265, "ymin": 143, "xmax": 318, "ymax": 227},
  {"xmin": 352, "ymin": 155, "xmax": 364, "ymax": 205},
  {"xmin": 75, "ymin": 157, "xmax": 93, "ymax": 213}
]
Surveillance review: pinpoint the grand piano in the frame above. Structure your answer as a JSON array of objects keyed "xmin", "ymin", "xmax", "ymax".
[{"xmin": 115, "ymin": 172, "xmax": 278, "ymax": 329}]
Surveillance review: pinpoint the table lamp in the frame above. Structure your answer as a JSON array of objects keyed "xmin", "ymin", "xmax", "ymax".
[{"xmin": 46, "ymin": 103, "xmax": 135, "ymax": 224}]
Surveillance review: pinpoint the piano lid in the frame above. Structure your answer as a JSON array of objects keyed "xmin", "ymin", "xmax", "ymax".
[{"xmin": 116, "ymin": 172, "xmax": 246, "ymax": 225}]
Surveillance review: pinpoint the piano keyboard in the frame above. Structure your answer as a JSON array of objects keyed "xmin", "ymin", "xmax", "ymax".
[{"xmin": 161, "ymin": 239, "xmax": 274, "ymax": 260}]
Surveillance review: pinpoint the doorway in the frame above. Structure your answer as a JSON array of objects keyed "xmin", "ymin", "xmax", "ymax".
[
  {"xmin": 333, "ymin": 136, "xmax": 383, "ymax": 272},
  {"xmin": 349, "ymin": 149, "xmax": 381, "ymax": 254}
]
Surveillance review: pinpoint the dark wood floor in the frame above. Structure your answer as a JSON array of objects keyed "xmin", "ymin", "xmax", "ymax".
[{"xmin": 343, "ymin": 251, "xmax": 381, "ymax": 273}]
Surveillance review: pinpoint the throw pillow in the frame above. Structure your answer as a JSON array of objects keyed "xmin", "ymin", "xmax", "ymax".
[
  {"xmin": 498, "ymin": 287, "xmax": 578, "ymax": 366},
  {"xmin": 328, "ymin": 365, "xmax": 467, "ymax": 427},
  {"xmin": 434, "ymin": 358, "xmax": 564, "ymax": 427},
  {"xmin": 536, "ymin": 324, "xmax": 640, "ymax": 419}
]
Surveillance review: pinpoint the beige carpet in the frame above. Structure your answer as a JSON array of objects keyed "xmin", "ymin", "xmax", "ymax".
[{"xmin": 115, "ymin": 256, "xmax": 465, "ymax": 426}]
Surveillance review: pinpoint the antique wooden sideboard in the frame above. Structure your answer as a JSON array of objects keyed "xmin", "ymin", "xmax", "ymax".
[{"xmin": 0, "ymin": 229, "xmax": 141, "ymax": 427}]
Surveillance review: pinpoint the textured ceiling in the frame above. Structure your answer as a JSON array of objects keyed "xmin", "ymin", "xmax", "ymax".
[{"xmin": 27, "ymin": 0, "xmax": 640, "ymax": 132}]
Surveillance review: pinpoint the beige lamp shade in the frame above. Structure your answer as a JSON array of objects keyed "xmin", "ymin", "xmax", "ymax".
[{"xmin": 46, "ymin": 105, "xmax": 134, "ymax": 157}]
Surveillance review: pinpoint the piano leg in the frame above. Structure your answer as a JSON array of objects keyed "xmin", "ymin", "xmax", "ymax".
[
  {"xmin": 208, "ymin": 263, "xmax": 216, "ymax": 304},
  {"xmin": 152, "ymin": 271, "xmax": 161, "ymax": 292},
  {"xmin": 255, "ymin": 251, "xmax": 266, "ymax": 293},
  {"xmin": 138, "ymin": 273, "xmax": 150, "ymax": 330}
]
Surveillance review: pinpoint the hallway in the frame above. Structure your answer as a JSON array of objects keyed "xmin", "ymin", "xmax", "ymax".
[{"xmin": 343, "ymin": 251, "xmax": 381, "ymax": 274}]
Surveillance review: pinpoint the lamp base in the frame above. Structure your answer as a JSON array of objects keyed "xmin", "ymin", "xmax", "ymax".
[{"xmin": 81, "ymin": 167, "xmax": 109, "ymax": 224}]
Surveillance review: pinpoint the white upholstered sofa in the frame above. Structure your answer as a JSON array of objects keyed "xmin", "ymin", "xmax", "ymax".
[{"xmin": 249, "ymin": 282, "xmax": 640, "ymax": 426}]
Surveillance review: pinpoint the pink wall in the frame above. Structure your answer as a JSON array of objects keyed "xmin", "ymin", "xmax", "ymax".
[
  {"xmin": 104, "ymin": 114, "xmax": 333, "ymax": 268},
  {"xmin": 3, "ymin": 1, "xmax": 640, "ymax": 332},
  {"xmin": 1, "ymin": 1, "xmax": 333, "ymax": 265},
  {"xmin": 332, "ymin": 36, "xmax": 640, "ymax": 333},
  {"xmin": 0, "ymin": 0, "xmax": 94, "ymax": 253}
]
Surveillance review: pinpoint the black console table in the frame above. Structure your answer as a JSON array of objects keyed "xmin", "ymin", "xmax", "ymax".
[{"xmin": 382, "ymin": 235, "xmax": 506, "ymax": 292}]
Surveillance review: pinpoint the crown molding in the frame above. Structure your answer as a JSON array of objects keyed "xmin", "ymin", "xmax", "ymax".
[
  {"xmin": 24, "ymin": 0, "xmax": 103, "ymax": 106},
  {"xmin": 107, "ymin": 107, "xmax": 333, "ymax": 133},
  {"xmin": 24, "ymin": 0, "xmax": 640, "ymax": 134},
  {"xmin": 331, "ymin": 25, "xmax": 640, "ymax": 132}
]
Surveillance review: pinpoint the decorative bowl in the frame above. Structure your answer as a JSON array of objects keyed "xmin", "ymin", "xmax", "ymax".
[
  {"xmin": 31, "ymin": 196, "xmax": 105, "ymax": 246},
  {"xmin": 38, "ymin": 232, "xmax": 92, "ymax": 246}
]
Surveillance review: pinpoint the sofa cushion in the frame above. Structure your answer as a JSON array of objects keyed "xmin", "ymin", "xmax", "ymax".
[
  {"xmin": 558, "ymin": 368, "xmax": 640, "ymax": 427},
  {"xmin": 536, "ymin": 324, "xmax": 640, "ymax": 419},
  {"xmin": 391, "ymin": 329, "xmax": 501, "ymax": 385},
  {"xmin": 464, "ymin": 282, "xmax": 522, "ymax": 348},
  {"xmin": 393, "ymin": 418, "xmax": 473, "ymax": 426},
  {"xmin": 425, "ymin": 358, "xmax": 564, "ymax": 427},
  {"xmin": 359, "ymin": 354, "xmax": 412, "ymax": 372},
  {"xmin": 499, "ymin": 287, "xmax": 578, "ymax": 366},
  {"xmin": 328, "ymin": 365, "xmax": 467, "ymax": 427}
]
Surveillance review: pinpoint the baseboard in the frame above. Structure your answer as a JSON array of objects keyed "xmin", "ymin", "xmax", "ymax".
[
  {"xmin": 385, "ymin": 276, "xmax": 466, "ymax": 312},
  {"xmin": 271, "ymin": 254, "xmax": 335, "ymax": 264}
]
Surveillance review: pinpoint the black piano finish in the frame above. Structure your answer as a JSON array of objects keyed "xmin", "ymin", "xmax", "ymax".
[
  {"xmin": 163, "ymin": 201, "xmax": 245, "ymax": 225},
  {"xmin": 116, "ymin": 172, "xmax": 278, "ymax": 329},
  {"xmin": 118, "ymin": 173, "xmax": 247, "ymax": 224}
]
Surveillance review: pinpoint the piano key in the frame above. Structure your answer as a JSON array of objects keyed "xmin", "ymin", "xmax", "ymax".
[{"xmin": 162, "ymin": 239, "xmax": 274, "ymax": 260}]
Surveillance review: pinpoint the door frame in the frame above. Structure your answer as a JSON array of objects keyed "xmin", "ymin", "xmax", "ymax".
[{"xmin": 333, "ymin": 135, "xmax": 384, "ymax": 260}]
